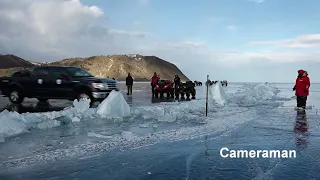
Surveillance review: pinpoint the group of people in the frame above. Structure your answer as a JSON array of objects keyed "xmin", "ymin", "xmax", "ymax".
[
  {"xmin": 125, "ymin": 72, "xmax": 162, "ymax": 96},
  {"xmin": 125, "ymin": 72, "xmax": 182, "ymax": 97},
  {"xmin": 293, "ymin": 69, "xmax": 310, "ymax": 110},
  {"xmin": 127, "ymin": 70, "xmax": 310, "ymax": 109},
  {"xmin": 150, "ymin": 72, "xmax": 181, "ymax": 97}
]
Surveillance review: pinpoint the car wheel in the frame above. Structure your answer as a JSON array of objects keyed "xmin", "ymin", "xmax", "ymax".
[
  {"xmin": 9, "ymin": 104, "xmax": 20, "ymax": 112},
  {"xmin": 77, "ymin": 91, "xmax": 94, "ymax": 106},
  {"xmin": 8, "ymin": 89, "xmax": 24, "ymax": 104},
  {"xmin": 37, "ymin": 98, "xmax": 48, "ymax": 102}
]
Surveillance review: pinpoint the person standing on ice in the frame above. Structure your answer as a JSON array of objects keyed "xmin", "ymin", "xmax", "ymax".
[
  {"xmin": 126, "ymin": 73, "xmax": 133, "ymax": 95},
  {"xmin": 174, "ymin": 74, "xmax": 181, "ymax": 87},
  {"xmin": 174, "ymin": 75, "xmax": 181, "ymax": 98},
  {"xmin": 151, "ymin": 72, "xmax": 159, "ymax": 97},
  {"xmin": 293, "ymin": 70, "xmax": 310, "ymax": 109}
]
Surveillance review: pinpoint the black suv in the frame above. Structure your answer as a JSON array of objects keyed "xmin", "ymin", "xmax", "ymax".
[{"xmin": 0, "ymin": 66, "xmax": 118, "ymax": 105}]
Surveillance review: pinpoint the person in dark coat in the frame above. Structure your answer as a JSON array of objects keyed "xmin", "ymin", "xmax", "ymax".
[
  {"xmin": 174, "ymin": 74, "xmax": 181, "ymax": 86},
  {"xmin": 173, "ymin": 74, "xmax": 181, "ymax": 96},
  {"xmin": 126, "ymin": 73, "xmax": 133, "ymax": 95}
]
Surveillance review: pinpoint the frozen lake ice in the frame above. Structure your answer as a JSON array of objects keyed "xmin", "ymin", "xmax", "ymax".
[{"xmin": 0, "ymin": 82, "xmax": 320, "ymax": 180}]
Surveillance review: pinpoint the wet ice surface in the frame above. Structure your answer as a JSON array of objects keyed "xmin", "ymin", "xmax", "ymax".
[{"xmin": 1, "ymin": 82, "xmax": 320, "ymax": 180}]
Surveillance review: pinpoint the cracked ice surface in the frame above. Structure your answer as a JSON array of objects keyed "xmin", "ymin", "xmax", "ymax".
[{"xmin": 0, "ymin": 83, "xmax": 290, "ymax": 170}]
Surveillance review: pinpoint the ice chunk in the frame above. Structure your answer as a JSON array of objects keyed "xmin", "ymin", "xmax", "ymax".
[
  {"xmin": 54, "ymin": 116, "xmax": 72, "ymax": 125},
  {"xmin": 210, "ymin": 82, "xmax": 226, "ymax": 106},
  {"xmin": 0, "ymin": 110, "xmax": 28, "ymax": 137},
  {"xmin": 0, "ymin": 98, "xmax": 94, "ymax": 139},
  {"xmin": 228, "ymin": 83, "xmax": 281, "ymax": 107},
  {"xmin": 72, "ymin": 117, "xmax": 81, "ymax": 122},
  {"xmin": 158, "ymin": 114, "xmax": 177, "ymax": 122},
  {"xmin": 96, "ymin": 90, "xmax": 131, "ymax": 118},
  {"xmin": 73, "ymin": 98, "xmax": 91, "ymax": 113},
  {"xmin": 36, "ymin": 120, "xmax": 60, "ymax": 130}
]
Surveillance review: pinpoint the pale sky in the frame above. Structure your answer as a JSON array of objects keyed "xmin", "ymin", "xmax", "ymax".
[{"xmin": 0, "ymin": 0, "xmax": 319, "ymax": 82}]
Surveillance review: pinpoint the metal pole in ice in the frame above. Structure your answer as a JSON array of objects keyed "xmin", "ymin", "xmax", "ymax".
[{"xmin": 206, "ymin": 75, "xmax": 209, "ymax": 116}]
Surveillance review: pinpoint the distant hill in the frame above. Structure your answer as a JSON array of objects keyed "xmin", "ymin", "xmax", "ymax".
[
  {"xmin": 0, "ymin": 54, "xmax": 34, "ymax": 69},
  {"xmin": 0, "ymin": 54, "xmax": 190, "ymax": 81}
]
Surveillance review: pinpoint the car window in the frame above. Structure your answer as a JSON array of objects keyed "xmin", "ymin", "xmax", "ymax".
[
  {"xmin": 49, "ymin": 67, "xmax": 68, "ymax": 79},
  {"xmin": 12, "ymin": 71, "xmax": 22, "ymax": 77},
  {"xmin": 66, "ymin": 67, "xmax": 93, "ymax": 77},
  {"xmin": 12, "ymin": 70, "xmax": 32, "ymax": 77},
  {"xmin": 33, "ymin": 67, "xmax": 49, "ymax": 77}
]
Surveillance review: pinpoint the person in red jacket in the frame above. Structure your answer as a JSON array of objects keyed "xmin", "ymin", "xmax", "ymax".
[
  {"xmin": 151, "ymin": 72, "xmax": 159, "ymax": 97},
  {"xmin": 293, "ymin": 70, "xmax": 310, "ymax": 109}
]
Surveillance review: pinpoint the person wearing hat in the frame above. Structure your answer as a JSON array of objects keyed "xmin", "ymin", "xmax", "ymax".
[{"xmin": 293, "ymin": 70, "xmax": 310, "ymax": 109}]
